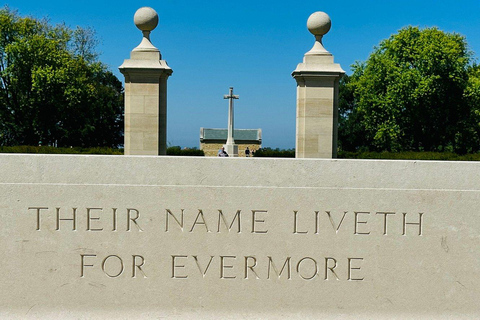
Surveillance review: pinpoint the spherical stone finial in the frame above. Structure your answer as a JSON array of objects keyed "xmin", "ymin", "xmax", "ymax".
[
  {"xmin": 307, "ymin": 11, "xmax": 331, "ymax": 36},
  {"xmin": 134, "ymin": 7, "xmax": 159, "ymax": 32}
]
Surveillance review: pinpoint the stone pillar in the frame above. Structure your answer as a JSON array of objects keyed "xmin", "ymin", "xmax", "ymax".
[
  {"xmin": 119, "ymin": 7, "xmax": 172, "ymax": 155},
  {"xmin": 292, "ymin": 12, "xmax": 344, "ymax": 158}
]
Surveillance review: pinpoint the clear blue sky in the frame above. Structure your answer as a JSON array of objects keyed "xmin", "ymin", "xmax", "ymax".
[{"xmin": 7, "ymin": 0, "xmax": 480, "ymax": 149}]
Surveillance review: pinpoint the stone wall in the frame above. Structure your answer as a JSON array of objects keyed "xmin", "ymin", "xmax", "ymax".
[
  {"xmin": 2, "ymin": 154, "xmax": 480, "ymax": 318},
  {"xmin": 201, "ymin": 143, "xmax": 261, "ymax": 157}
]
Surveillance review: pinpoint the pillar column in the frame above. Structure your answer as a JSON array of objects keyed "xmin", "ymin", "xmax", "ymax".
[
  {"xmin": 292, "ymin": 12, "xmax": 344, "ymax": 158},
  {"xmin": 119, "ymin": 7, "xmax": 172, "ymax": 155}
]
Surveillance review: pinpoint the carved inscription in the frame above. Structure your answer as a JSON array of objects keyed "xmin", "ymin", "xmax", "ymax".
[
  {"xmin": 293, "ymin": 211, "xmax": 424, "ymax": 235},
  {"xmin": 80, "ymin": 254, "xmax": 147, "ymax": 278},
  {"xmin": 165, "ymin": 209, "xmax": 268, "ymax": 233},
  {"xmin": 28, "ymin": 207, "xmax": 143, "ymax": 232},
  {"xmin": 28, "ymin": 207, "xmax": 425, "ymax": 282},
  {"xmin": 170, "ymin": 255, "xmax": 364, "ymax": 281}
]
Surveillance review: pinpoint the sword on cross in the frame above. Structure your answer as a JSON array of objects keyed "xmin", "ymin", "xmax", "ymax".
[{"xmin": 224, "ymin": 87, "xmax": 239, "ymax": 145}]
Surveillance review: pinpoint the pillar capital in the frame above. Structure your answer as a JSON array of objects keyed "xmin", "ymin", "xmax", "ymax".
[{"xmin": 292, "ymin": 11, "xmax": 344, "ymax": 79}]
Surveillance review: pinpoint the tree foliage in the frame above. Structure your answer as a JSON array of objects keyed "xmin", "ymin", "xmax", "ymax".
[
  {"xmin": 0, "ymin": 7, "xmax": 123, "ymax": 147},
  {"xmin": 339, "ymin": 26, "xmax": 480, "ymax": 153}
]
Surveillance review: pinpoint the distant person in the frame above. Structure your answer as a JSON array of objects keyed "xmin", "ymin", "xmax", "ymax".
[
  {"xmin": 218, "ymin": 147, "xmax": 229, "ymax": 157},
  {"xmin": 251, "ymin": 149, "xmax": 256, "ymax": 157},
  {"xmin": 245, "ymin": 147, "xmax": 250, "ymax": 157}
]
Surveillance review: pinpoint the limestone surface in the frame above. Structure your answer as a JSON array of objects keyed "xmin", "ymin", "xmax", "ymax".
[{"xmin": 0, "ymin": 154, "xmax": 480, "ymax": 319}]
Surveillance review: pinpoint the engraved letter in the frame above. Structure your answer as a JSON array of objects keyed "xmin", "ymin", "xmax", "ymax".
[
  {"xmin": 354, "ymin": 212, "xmax": 371, "ymax": 235},
  {"xmin": 190, "ymin": 210, "xmax": 210, "ymax": 232},
  {"xmin": 251, "ymin": 210, "xmax": 268, "ymax": 234},
  {"xmin": 217, "ymin": 210, "xmax": 241, "ymax": 233},
  {"xmin": 326, "ymin": 211, "xmax": 348, "ymax": 234},
  {"xmin": 87, "ymin": 208, "xmax": 103, "ymax": 231},
  {"xmin": 102, "ymin": 255, "xmax": 124, "ymax": 278},
  {"xmin": 80, "ymin": 254, "xmax": 96, "ymax": 277},
  {"xmin": 296, "ymin": 257, "xmax": 318, "ymax": 280},
  {"xmin": 403, "ymin": 213, "xmax": 424, "ymax": 236},
  {"xmin": 112, "ymin": 208, "xmax": 118, "ymax": 231},
  {"xmin": 132, "ymin": 255, "xmax": 147, "ymax": 278},
  {"xmin": 220, "ymin": 256, "xmax": 236, "ymax": 279},
  {"xmin": 29, "ymin": 207, "xmax": 49, "ymax": 231},
  {"xmin": 376, "ymin": 212, "xmax": 396, "ymax": 235},
  {"xmin": 293, "ymin": 211, "xmax": 308, "ymax": 234},
  {"xmin": 324, "ymin": 257, "xmax": 339, "ymax": 280},
  {"xmin": 56, "ymin": 207, "xmax": 77, "ymax": 231},
  {"xmin": 244, "ymin": 256, "xmax": 260, "ymax": 279},
  {"xmin": 171, "ymin": 255, "xmax": 188, "ymax": 279},
  {"xmin": 165, "ymin": 209, "xmax": 184, "ymax": 232},
  {"xmin": 348, "ymin": 258, "xmax": 364, "ymax": 281},
  {"xmin": 267, "ymin": 256, "xmax": 291, "ymax": 280},
  {"xmin": 127, "ymin": 208, "xmax": 143, "ymax": 231},
  {"xmin": 193, "ymin": 256, "xmax": 214, "ymax": 278}
]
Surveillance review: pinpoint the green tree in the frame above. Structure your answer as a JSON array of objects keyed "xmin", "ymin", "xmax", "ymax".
[
  {"xmin": 338, "ymin": 74, "xmax": 369, "ymax": 151},
  {"xmin": 0, "ymin": 7, "xmax": 123, "ymax": 147},
  {"xmin": 339, "ymin": 26, "xmax": 480, "ymax": 153},
  {"xmin": 463, "ymin": 64, "xmax": 480, "ymax": 151}
]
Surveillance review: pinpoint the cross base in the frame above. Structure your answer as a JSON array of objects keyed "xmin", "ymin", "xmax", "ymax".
[{"xmin": 223, "ymin": 144, "xmax": 238, "ymax": 157}]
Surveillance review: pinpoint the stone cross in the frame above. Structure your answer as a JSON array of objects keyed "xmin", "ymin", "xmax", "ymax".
[{"xmin": 223, "ymin": 87, "xmax": 239, "ymax": 146}]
